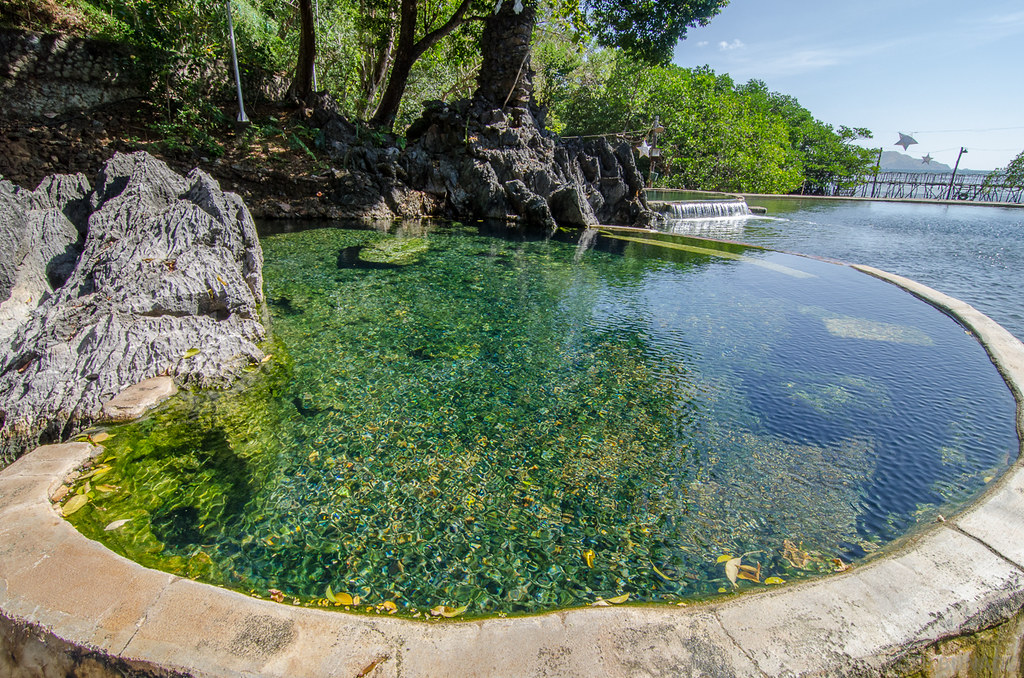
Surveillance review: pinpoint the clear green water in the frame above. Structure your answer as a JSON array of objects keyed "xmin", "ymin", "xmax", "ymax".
[{"xmin": 67, "ymin": 222, "xmax": 1018, "ymax": 617}]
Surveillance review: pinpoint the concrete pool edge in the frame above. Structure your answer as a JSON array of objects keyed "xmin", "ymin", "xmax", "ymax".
[{"xmin": 2, "ymin": 267, "xmax": 1024, "ymax": 676}]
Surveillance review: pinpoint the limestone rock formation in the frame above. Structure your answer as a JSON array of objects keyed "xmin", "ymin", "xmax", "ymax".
[
  {"xmin": 0, "ymin": 152, "xmax": 266, "ymax": 462},
  {"xmin": 311, "ymin": 95, "xmax": 650, "ymax": 230}
]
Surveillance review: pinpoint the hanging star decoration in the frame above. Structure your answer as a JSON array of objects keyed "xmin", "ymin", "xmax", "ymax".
[
  {"xmin": 895, "ymin": 132, "xmax": 918, "ymax": 151},
  {"xmin": 637, "ymin": 140, "xmax": 652, "ymax": 158},
  {"xmin": 921, "ymin": 153, "xmax": 933, "ymax": 164}
]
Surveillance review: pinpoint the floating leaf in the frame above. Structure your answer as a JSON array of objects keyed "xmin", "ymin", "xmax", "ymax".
[
  {"xmin": 429, "ymin": 605, "xmax": 467, "ymax": 618},
  {"xmin": 782, "ymin": 539, "xmax": 811, "ymax": 569},
  {"xmin": 104, "ymin": 518, "xmax": 130, "ymax": 531},
  {"xmin": 62, "ymin": 494, "xmax": 89, "ymax": 516},
  {"xmin": 737, "ymin": 562, "xmax": 761, "ymax": 584},
  {"xmin": 583, "ymin": 549, "xmax": 595, "ymax": 568},
  {"xmin": 269, "ymin": 589, "xmax": 285, "ymax": 603},
  {"xmin": 764, "ymin": 577, "xmax": 786, "ymax": 585},
  {"xmin": 336, "ymin": 592, "xmax": 354, "ymax": 606},
  {"xmin": 78, "ymin": 464, "xmax": 111, "ymax": 480},
  {"xmin": 89, "ymin": 431, "xmax": 112, "ymax": 444},
  {"xmin": 182, "ymin": 348, "xmax": 201, "ymax": 359},
  {"xmin": 716, "ymin": 554, "xmax": 733, "ymax": 564},
  {"xmin": 95, "ymin": 484, "xmax": 119, "ymax": 493},
  {"xmin": 725, "ymin": 557, "xmax": 742, "ymax": 587},
  {"xmin": 832, "ymin": 558, "xmax": 850, "ymax": 572},
  {"xmin": 652, "ymin": 564, "xmax": 673, "ymax": 581},
  {"xmin": 381, "ymin": 601, "xmax": 398, "ymax": 614},
  {"xmin": 606, "ymin": 593, "xmax": 630, "ymax": 604},
  {"xmin": 261, "ymin": 354, "xmax": 274, "ymax": 364},
  {"xmin": 325, "ymin": 585, "xmax": 337, "ymax": 603},
  {"xmin": 591, "ymin": 599, "xmax": 611, "ymax": 607}
]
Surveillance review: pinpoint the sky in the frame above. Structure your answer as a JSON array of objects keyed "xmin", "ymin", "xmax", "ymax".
[{"xmin": 671, "ymin": 0, "xmax": 1024, "ymax": 171}]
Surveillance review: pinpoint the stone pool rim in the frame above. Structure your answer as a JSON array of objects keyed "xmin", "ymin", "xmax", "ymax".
[{"xmin": 2, "ymin": 252, "xmax": 1024, "ymax": 676}]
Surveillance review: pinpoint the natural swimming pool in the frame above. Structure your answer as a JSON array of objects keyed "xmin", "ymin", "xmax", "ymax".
[
  {"xmin": 65, "ymin": 222, "xmax": 1019, "ymax": 618},
  {"xmin": 661, "ymin": 198, "xmax": 1024, "ymax": 342}
]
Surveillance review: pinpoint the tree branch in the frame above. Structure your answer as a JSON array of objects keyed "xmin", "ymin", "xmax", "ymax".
[{"xmin": 410, "ymin": 0, "xmax": 474, "ymax": 60}]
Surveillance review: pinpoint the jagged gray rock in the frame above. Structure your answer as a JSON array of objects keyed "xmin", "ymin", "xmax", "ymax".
[
  {"xmin": 314, "ymin": 95, "xmax": 651, "ymax": 230},
  {"xmin": 0, "ymin": 173, "xmax": 89, "ymax": 342},
  {"xmin": 0, "ymin": 152, "xmax": 266, "ymax": 463}
]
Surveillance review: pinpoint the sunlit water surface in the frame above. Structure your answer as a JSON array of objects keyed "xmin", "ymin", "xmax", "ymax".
[
  {"xmin": 662, "ymin": 198, "xmax": 1024, "ymax": 342},
  {"xmin": 68, "ymin": 223, "xmax": 1018, "ymax": 617}
]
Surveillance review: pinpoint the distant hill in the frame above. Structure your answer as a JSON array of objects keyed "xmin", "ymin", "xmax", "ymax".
[{"xmin": 880, "ymin": 151, "xmax": 952, "ymax": 172}]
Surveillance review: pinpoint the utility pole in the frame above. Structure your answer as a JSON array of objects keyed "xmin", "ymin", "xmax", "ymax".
[
  {"xmin": 946, "ymin": 147, "xmax": 968, "ymax": 200},
  {"xmin": 225, "ymin": 1, "xmax": 248, "ymax": 124}
]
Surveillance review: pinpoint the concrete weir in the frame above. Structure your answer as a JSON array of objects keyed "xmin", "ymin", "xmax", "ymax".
[{"xmin": 2, "ymin": 264, "xmax": 1024, "ymax": 677}]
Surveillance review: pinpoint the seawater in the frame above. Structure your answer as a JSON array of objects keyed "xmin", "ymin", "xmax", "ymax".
[{"xmin": 67, "ymin": 222, "xmax": 1018, "ymax": 617}]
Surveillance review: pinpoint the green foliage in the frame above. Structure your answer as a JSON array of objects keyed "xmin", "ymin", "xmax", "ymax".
[
  {"xmin": 544, "ymin": 51, "xmax": 872, "ymax": 194},
  {"xmin": 581, "ymin": 0, "xmax": 729, "ymax": 63},
  {"xmin": 985, "ymin": 150, "xmax": 1024, "ymax": 189}
]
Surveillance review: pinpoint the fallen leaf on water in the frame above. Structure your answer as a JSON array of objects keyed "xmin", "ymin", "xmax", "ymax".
[
  {"xmin": 782, "ymin": 539, "xmax": 811, "ymax": 569},
  {"xmin": 716, "ymin": 554, "xmax": 733, "ymax": 564},
  {"xmin": 652, "ymin": 564, "xmax": 674, "ymax": 581},
  {"xmin": 78, "ymin": 465, "xmax": 111, "ymax": 480},
  {"xmin": 261, "ymin": 354, "xmax": 274, "ymax": 364},
  {"xmin": 268, "ymin": 589, "xmax": 285, "ymax": 603},
  {"xmin": 325, "ymin": 585, "xmax": 337, "ymax": 603},
  {"xmin": 89, "ymin": 432, "xmax": 112, "ymax": 443},
  {"xmin": 381, "ymin": 601, "xmax": 398, "ymax": 614},
  {"xmin": 182, "ymin": 348, "xmax": 201, "ymax": 359},
  {"xmin": 832, "ymin": 558, "xmax": 850, "ymax": 572},
  {"xmin": 725, "ymin": 557, "xmax": 742, "ymax": 588},
  {"xmin": 737, "ymin": 562, "xmax": 761, "ymax": 584},
  {"xmin": 606, "ymin": 593, "xmax": 630, "ymax": 604},
  {"xmin": 590, "ymin": 599, "xmax": 611, "ymax": 607},
  {"xmin": 104, "ymin": 518, "xmax": 130, "ymax": 531},
  {"xmin": 429, "ymin": 605, "xmax": 467, "ymax": 618},
  {"xmin": 62, "ymin": 494, "xmax": 89, "ymax": 516},
  {"xmin": 764, "ymin": 576, "xmax": 786, "ymax": 585},
  {"xmin": 95, "ymin": 484, "xmax": 119, "ymax": 493},
  {"xmin": 583, "ymin": 549, "xmax": 595, "ymax": 568},
  {"xmin": 335, "ymin": 592, "xmax": 354, "ymax": 606}
]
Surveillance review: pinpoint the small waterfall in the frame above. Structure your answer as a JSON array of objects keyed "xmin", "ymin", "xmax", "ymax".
[{"xmin": 667, "ymin": 200, "xmax": 751, "ymax": 219}]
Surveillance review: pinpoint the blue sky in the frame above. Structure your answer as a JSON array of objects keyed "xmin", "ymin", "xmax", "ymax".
[{"xmin": 671, "ymin": 0, "xmax": 1024, "ymax": 171}]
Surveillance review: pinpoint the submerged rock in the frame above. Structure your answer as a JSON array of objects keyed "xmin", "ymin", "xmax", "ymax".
[{"xmin": 0, "ymin": 152, "xmax": 265, "ymax": 463}]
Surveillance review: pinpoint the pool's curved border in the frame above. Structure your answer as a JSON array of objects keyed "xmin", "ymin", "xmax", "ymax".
[{"xmin": 3, "ymin": 262, "xmax": 1024, "ymax": 677}]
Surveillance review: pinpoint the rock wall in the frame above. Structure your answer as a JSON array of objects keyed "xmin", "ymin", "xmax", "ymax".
[
  {"xmin": 312, "ymin": 94, "xmax": 652, "ymax": 230},
  {"xmin": 0, "ymin": 152, "xmax": 266, "ymax": 463},
  {"xmin": 0, "ymin": 28, "xmax": 287, "ymax": 122},
  {"xmin": 0, "ymin": 29, "xmax": 149, "ymax": 120}
]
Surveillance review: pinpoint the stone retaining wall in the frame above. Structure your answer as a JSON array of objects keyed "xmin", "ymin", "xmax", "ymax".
[
  {"xmin": 0, "ymin": 29, "xmax": 149, "ymax": 120},
  {"xmin": 0, "ymin": 28, "xmax": 288, "ymax": 122}
]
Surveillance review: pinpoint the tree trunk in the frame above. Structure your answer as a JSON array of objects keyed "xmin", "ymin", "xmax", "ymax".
[
  {"xmin": 369, "ymin": 0, "xmax": 417, "ymax": 128},
  {"xmin": 473, "ymin": 0, "xmax": 537, "ymax": 113},
  {"xmin": 289, "ymin": 0, "xmax": 317, "ymax": 102},
  {"xmin": 370, "ymin": 0, "xmax": 476, "ymax": 129}
]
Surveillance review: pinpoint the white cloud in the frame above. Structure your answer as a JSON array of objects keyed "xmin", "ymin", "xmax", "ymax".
[
  {"xmin": 718, "ymin": 39, "xmax": 745, "ymax": 51},
  {"xmin": 696, "ymin": 41, "xmax": 709, "ymax": 47},
  {"xmin": 706, "ymin": 37, "xmax": 905, "ymax": 79}
]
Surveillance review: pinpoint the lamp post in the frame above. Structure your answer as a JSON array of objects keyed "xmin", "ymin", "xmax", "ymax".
[
  {"xmin": 225, "ymin": 0, "xmax": 248, "ymax": 124},
  {"xmin": 946, "ymin": 147, "xmax": 968, "ymax": 200}
]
